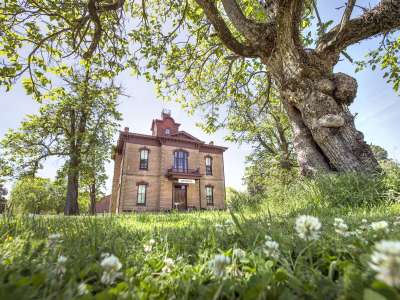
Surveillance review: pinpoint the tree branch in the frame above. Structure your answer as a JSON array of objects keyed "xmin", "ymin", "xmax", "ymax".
[
  {"xmin": 317, "ymin": 0, "xmax": 400, "ymax": 54},
  {"xmin": 194, "ymin": 0, "xmax": 260, "ymax": 57},
  {"xmin": 221, "ymin": 0, "xmax": 274, "ymax": 46}
]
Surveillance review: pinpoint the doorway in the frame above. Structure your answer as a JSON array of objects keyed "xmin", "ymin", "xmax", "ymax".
[{"xmin": 173, "ymin": 184, "xmax": 187, "ymax": 210}]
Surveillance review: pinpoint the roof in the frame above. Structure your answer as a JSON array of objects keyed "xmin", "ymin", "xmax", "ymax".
[{"xmin": 115, "ymin": 130, "xmax": 227, "ymax": 154}]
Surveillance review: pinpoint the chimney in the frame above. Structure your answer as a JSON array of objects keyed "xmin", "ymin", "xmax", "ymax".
[
  {"xmin": 161, "ymin": 108, "xmax": 171, "ymax": 119},
  {"xmin": 124, "ymin": 127, "xmax": 129, "ymax": 133}
]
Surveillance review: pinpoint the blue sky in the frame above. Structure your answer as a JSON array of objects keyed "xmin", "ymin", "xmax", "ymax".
[{"xmin": 1, "ymin": 1, "xmax": 399, "ymax": 193}]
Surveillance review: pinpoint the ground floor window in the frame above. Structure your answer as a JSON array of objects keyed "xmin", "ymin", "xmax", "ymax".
[
  {"xmin": 206, "ymin": 185, "xmax": 214, "ymax": 205},
  {"xmin": 137, "ymin": 183, "xmax": 147, "ymax": 205}
]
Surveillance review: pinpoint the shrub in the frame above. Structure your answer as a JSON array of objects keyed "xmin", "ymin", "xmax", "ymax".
[{"xmin": 226, "ymin": 188, "xmax": 264, "ymax": 212}]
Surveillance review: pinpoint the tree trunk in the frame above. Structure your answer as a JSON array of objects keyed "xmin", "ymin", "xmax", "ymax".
[
  {"xmin": 89, "ymin": 182, "xmax": 96, "ymax": 215},
  {"xmin": 65, "ymin": 153, "xmax": 80, "ymax": 215},
  {"xmin": 283, "ymin": 99, "xmax": 331, "ymax": 176},
  {"xmin": 277, "ymin": 71, "xmax": 379, "ymax": 175}
]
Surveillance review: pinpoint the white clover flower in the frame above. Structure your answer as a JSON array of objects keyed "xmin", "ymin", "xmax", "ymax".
[
  {"xmin": 57, "ymin": 255, "xmax": 67, "ymax": 264},
  {"xmin": 100, "ymin": 254, "xmax": 122, "ymax": 272},
  {"xmin": 264, "ymin": 240, "xmax": 280, "ymax": 259},
  {"xmin": 55, "ymin": 255, "xmax": 67, "ymax": 277},
  {"xmin": 77, "ymin": 283, "xmax": 89, "ymax": 296},
  {"xmin": 233, "ymin": 248, "xmax": 246, "ymax": 259},
  {"xmin": 209, "ymin": 254, "xmax": 230, "ymax": 277},
  {"xmin": 215, "ymin": 224, "xmax": 224, "ymax": 233},
  {"xmin": 334, "ymin": 218, "xmax": 349, "ymax": 236},
  {"xmin": 49, "ymin": 233, "xmax": 62, "ymax": 240},
  {"xmin": 295, "ymin": 215, "xmax": 321, "ymax": 241},
  {"xmin": 162, "ymin": 257, "xmax": 175, "ymax": 273},
  {"xmin": 144, "ymin": 244, "xmax": 152, "ymax": 253},
  {"xmin": 369, "ymin": 240, "xmax": 400, "ymax": 288},
  {"xmin": 100, "ymin": 254, "xmax": 122, "ymax": 285},
  {"xmin": 101, "ymin": 252, "xmax": 110, "ymax": 258},
  {"xmin": 144, "ymin": 239, "xmax": 155, "ymax": 253},
  {"xmin": 48, "ymin": 233, "xmax": 62, "ymax": 248},
  {"xmin": 370, "ymin": 221, "xmax": 389, "ymax": 232}
]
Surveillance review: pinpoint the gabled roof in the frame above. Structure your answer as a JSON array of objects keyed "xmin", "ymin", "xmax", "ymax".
[{"xmin": 170, "ymin": 131, "xmax": 204, "ymax": 143}]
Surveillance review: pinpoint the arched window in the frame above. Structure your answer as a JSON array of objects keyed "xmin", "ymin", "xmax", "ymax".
[
  {"xmin": 205, "ymin": 156, "xmax": 213, "ymax": 175},
  {"xmin": 205, "ymin": 185, "xmax": 214, "ymax": 205},
  {"xmin": 139, "ymin": 148, "xmax": 149, "ymax": 170},
  {"xmin": 174, "ymin": 150, "xmax": 188, "ymax": 172},
  {"xmin": 136, "ymin": 182, "xmax": 148, "ymax": 205}
]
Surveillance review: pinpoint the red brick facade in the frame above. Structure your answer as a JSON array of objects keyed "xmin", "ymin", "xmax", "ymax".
[{"xmin": 109, "ymin": 111, "xmax": 227, "ymax": 212}]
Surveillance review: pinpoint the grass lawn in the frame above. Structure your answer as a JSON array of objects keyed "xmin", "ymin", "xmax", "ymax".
[{"xmin": 1, "ymin": 197, "xmax": 400, "ymax": 299}]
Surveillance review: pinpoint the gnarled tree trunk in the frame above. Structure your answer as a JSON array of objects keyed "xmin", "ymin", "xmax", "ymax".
[{"xmin": 265, "ymin": 53, "xmax": 379, "ymax": 176}]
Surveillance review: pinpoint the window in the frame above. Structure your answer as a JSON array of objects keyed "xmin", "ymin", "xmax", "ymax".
[
  {"xmin": 205, "ymin": 156, "xmax": 213, "ymax": 175},
  {"xmin": 137, "ymin": 184, "xmax": 147, "ymax": 205},
  {"xmin": 206, "ymin": 186, "xmax": 214, "ymax": 205},
  {"xmin": 165, "ymin": 128, "xmax": 171, "ymax": 135},
  {"xmin": 139, "ymin": 148, "xmax": 149, "ymax": 170},
  {"xmin": 174, "ymin": 150, "xmax": 188, "ymax": 172}
]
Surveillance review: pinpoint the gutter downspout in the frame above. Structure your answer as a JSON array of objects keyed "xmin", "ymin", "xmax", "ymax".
[{"xmin": 117, "ymin": 142, "xmax": 126, "ymax": 213}]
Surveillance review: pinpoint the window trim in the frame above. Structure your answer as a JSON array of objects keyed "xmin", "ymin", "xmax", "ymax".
[
  {"xmin": 136, "ymin": 182, "xmax": 148, "ymax": 206},
  {"xmin": 173, "ymin": 149, "xmax": 189, "ymax": 172},
  {"xmin": 205, "ymin": 185, "xmax": 214, "ymax": 206},
  {"xmin": 205, "ymin": 155, "xmax": 213, "ymax": 176},
  {"xmin": 139, "ymin": 147, "xmax": 150, "ymax": 170}
]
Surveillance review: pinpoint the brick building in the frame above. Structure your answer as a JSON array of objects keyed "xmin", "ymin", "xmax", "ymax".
[{"xmin": 109, "ymin": 110, "xmax": 227, "ymax": 212}]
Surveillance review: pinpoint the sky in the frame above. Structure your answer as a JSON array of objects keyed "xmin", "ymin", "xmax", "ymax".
[{"xmin": 0, "ymin": 1, "xmax": 399, "ymax": 194}]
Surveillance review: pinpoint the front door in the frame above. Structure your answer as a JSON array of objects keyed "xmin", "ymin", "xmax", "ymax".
[{"xmin": 173, "ymin": 184, "xmax": 187, "ymax": 210}]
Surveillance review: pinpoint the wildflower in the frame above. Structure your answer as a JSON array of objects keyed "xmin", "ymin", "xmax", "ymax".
[
  {"xmin": 295, "ymin": 215, "xmax": 321, "ymax": 241},
  {"xmin": 100, "ymin": 254, "xmax": 122, "ymax": 285},
  {"xmin": 162, "ymin": 257, "xmax": 175, "ymax": 273},
  {"xmin": 264, "ymin": 240, "xmax": 280, "ymax": 259},
  {"xmin": 209, "ymin": 254, "xmax": 230, "ymax": 277},
  {"xmin": 143, "ymin": 238, "xmax": 156, "ymax": 252},
  {"xmin": 77, "ymin": 283, "xmax": 89, "ymax": 296},
  {"xmin": 233, "ymin": 248, "xmax": 246, "ymax": 259},
  {"xmin": 55, "ymin": 255, "xmax": 67, "ymax": 278},
  {"xmin": 369, "ymin": 240, "xmax": 400, "ymax": 288},
  {"xmin": 101, "ymin": 252, "xmax": 110, "ymax": 258},
  {"xmin": 370, "ymin": 221, "xmax": 389, "ymax": 232},
  {"xmin": 334, "ymin": 218, "xmax": 349, "ymax": 236},
  {"xmin": 48, "ymin": 233, "xmax": 62, "ymax": 248},
  {"xmin": 215, "ymin": 224, "xmax": 224, "ymax": 233}
]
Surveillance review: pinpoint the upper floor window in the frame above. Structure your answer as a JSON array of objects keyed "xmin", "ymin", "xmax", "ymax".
[
  {"xmin": 165, "ymin": 128, "xmax": 171, "ymax": 135},
  {"xmin": 137, "ymin": 183, "xmax": 147, "ymax": 205},
  {"xmin": 174, "ymin": 150, "xmax": 188, "ymax": 172},
  {"xmin": 205, "ymin": 156, "xmax": 213, "ymax": 175},
  {"xmin": 206, "ymin": 185, "xmax": 214, "ymax": 205},
  {"xmin": 139, "ymin": 148, "xmax": 149, "ymax": 170}
]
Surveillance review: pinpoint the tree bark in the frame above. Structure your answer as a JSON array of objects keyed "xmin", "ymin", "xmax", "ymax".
[
  {"xmin": 283, "ymin": 99, "xmax": 331, "ymax": 176},
  {"xmin": 89, "ymin": 182, "xmax": 96, "ymax": 215},
  {"xmin": 272, "ymin": 62, "xmax": 379, "ymax": 175},
  {"xmin": 65, "ymin": 152, "xmax": 80, "ymax": 215}
]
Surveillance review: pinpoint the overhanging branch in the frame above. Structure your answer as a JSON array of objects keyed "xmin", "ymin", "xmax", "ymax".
[
  {"xmin": 317, "ymin": 0, "xmax": 400, "ymax": 54},
  {"xmin": 195, "ymin": 0, "xmax": 260, "ymax": 57}
]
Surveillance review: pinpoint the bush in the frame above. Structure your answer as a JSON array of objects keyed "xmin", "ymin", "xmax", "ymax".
[
  {"xmin": 9, "ymin": 177, "xmax": 64, "ymax": 214},
  {"xmin": 226, "ymin": 187, "xmax": 264, "ymax": 212},
  {"xmin": 380, "ymin": 160, "xmax": 400, "ymax": 202}
]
